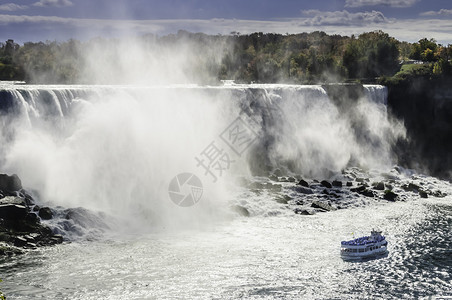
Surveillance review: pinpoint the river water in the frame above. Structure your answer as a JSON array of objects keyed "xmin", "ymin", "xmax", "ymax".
[{"xmin": 1, "ymin": 194, "xmax": 451, "ymax": 299}]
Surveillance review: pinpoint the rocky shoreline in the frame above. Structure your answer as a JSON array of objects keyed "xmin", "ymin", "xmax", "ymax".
[
  {"xmin": 234, "ymin": 166, "xmax": 449, "ymax": 217},
  {"xmin": 0, "ymin": 173, "xmax": 63, "ymax": 256}
]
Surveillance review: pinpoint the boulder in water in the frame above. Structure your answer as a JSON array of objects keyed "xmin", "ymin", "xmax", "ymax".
[
  {"xmin": 297, "ymin": 179, "xmax": 309, "ymax": 187},
  {"xmin": 373, "ymin": 182, "xmax": 385, "ymax": 190},
  {"xmin": 38, "ymin": 207, "xmax": 53, "ymax": 220},
  {"xmin": 295, "ymin": 186, "xmax": 313, "ymax": 195},
  {"xmin": 320, "ymin": 180, "xmax": 332, "ymax": 188},
  {"xmin": 311, "ymin": 200, "xmax": 336, "ymax": 211},
  {"xmin": 0, "ymin": 174, "xmax": 22, "ymax": 191},
  {"xmin": 294, "ymin": 208, "xmax": 315, "ymax": 215},
  {"xmin": 332, "ymin": 180, "xmax": 342, "ymax": 188},
  {"xmin": 384, "ymin": 190, "xmax": 398, "ymax": 201}
]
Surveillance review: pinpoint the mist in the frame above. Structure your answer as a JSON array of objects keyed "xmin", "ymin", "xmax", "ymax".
[{"xmin": 0, "ymin": 32, "xmax": 408, "ymax": 235}]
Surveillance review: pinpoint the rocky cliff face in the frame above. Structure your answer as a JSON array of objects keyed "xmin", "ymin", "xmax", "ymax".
[
  {"xmin": 0, "ymin": 173, "xmax": 63, "ymax": 255},
  {"xmin": 386, "ymin": 76, "xmax": 452, "ymax": 179}
]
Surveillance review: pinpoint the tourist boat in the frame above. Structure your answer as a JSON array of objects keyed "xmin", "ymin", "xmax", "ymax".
[{"xmin": 340, "ymin": 230, "xmax": 388, "ymax": 261}]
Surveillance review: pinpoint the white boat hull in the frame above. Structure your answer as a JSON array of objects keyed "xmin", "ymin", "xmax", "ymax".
[{"xmin": 341, "ymin": 247, "xmax": 388, "ymax": 261}]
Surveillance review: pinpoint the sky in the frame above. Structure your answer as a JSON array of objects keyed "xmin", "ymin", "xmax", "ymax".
[{"xmin": 0, "ymin": 0, "xmax": 451, "ymax": 44}]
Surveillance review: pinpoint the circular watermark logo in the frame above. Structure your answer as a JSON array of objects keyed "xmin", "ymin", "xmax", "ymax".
[{"xmin": 168, "ymin": 173, "xmax": 203, "ymax": 207}]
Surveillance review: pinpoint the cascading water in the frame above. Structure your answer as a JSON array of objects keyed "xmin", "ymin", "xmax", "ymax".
[{"xmin": 0, "ymin": 83, "xmax": 404, "ymax": 232}]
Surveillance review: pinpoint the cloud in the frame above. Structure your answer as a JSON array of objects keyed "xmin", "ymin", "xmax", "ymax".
[
  {"xmin": 300, "ymin": 10, "xmax": 388, "ymax": 26},
  {"xmin": 33, "ymin": 0, "xmax": 73, "ymax": 7},
  {"xmin": 0, "ymin": 3, "xmax": 28, "ymax": 11},
  {"xmin": 345, "ymin": 0, "xmax": 418, "ymax": 7},
  {"xmin": 420, "ymin": 9, "xmax": 452, "ymax": 16},
  {"xmin": 0, "ymin": 13, "xmax": 451, "ymax": 45}
]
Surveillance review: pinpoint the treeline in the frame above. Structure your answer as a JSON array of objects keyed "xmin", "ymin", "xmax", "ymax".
[{"xmin": 0, "ymin": 30, "xmax": 451, "ymax": 84}]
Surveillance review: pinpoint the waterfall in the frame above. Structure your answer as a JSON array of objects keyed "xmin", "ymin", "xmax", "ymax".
[{"xmin": 0, "ymin": 83, "xmax": 405, "ymax": 230}]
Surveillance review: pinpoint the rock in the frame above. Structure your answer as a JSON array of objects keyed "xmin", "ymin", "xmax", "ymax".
[
  {"xmin": 25, "ymin": 212, "xmax": 40, "ymax": 225},
  {"xmin": 361, "ymin": 189, "xmax": 375, "ymax": 197},
  {"xmin": 33, "ymin": 205, "xmax": 40, "ymax": 212},
  {"xmin": 402, "ymin": 182, "xmax": 420, "ymax": 192},
  {"xmin": 320, "ymin": 180, "xmax": 332, "ymax": 188},
  {"xmin": 287, "ymin": 177, "xmax": 296, "ymax": 182},
  {"xmin": 50, "ymin": 234, "xmax": 63, "ymax": 244},
  {"xmin": 273, "ymin": 169, "xmax": 283, "ymax": 177},
  {"xmin": 432, "ymin": 190, "xmax": 446, "ymax": 198},
  {"xmin": 0, "ymin": 233, "xmax": 11, "ymax": 242},
  {"xmin": 384, "ymin": 191, "xmax": 398, "ymax": 201},
  {"xmin": 419, "ymin": 191, "xmax": 428, "ymax": 198},
  {"xmin": 346, "ymin": 181, "xmax": 353, "ymax": 187},
  {"xmin": 311, "ymin": 200, "xmax": 336, "ymax": 211},
  {"xmin": 14, "ymin": 236, "xmax": 27, "ymax": 247},
  {"xmin": 231, "ymin": 205, "xmax": 250, "ymax": 217},
  {"xmin": 268, "ymin": 174, "xmax": 279, "ymax": 182},
  {"xmin": 0, "ymin": 174, "xmax": 22, "ymax": 191},
  {"xmin": 0, "ymin": 243, "xmax": 24, "ymax": 256},
  {"xmin": 25, "ymin": 242, "xmax": 37, "ymax": 249},
  {"xmin": 38, "ymin": 207, "xmax": 53, "ymax": 220},
  {"xmin": 350, "ymin": 185, "xmax": 367, "ymax": 193},
  {"xmin": 0, "ymin": 204, "xmax": 27, "ymax": 220},
  {"xmin": 332, "ymin": 180, "xmax": 342, "ymax": 188},
  {"xmin": 297, "ymin": 179, "xmax": 309, "ymax": 187},
  {"xmin": 295, "ymin": 186, "xmax": 313, "ymax": 194},
  {"xmin": 294, "ymin": 208, "xmax": 315, "ymax": 215},
  {"xmin": 373, "ymin": 182, "xmax": 385, "ymax": 190},
  {"xmin": 0, "ymin": 196, "xmax": 26, "ymax": 206}
]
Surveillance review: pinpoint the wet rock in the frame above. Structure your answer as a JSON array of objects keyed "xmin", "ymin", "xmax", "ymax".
[
  {"xmin": 294, "ymin": 208, "xmax": 315, "ymax": 215},
  {"xmin": 297, "ymin": 179, "xmax": 309, "ymax": 187},
  {"xmin": 0, "ymin": 196, "xmax": 26, "ymax": 206},
  {"xmin": 287, "ymin": 177, "xmax": 296, "ymax": 183},
  {"xmin": 350, "ymin": 185, "xmax": 367, "ymax": 193},
  {"xmin": 25, "ymin": 242, "xmax": 37, "ymax": 249},
  {"xmin": 14, "ymin": 236, "xmax": 27, "ymax": 247},
  {"xmin": 231, "ymin": 205, "xmax": 250, "ymax": 217},
  {"xmin": 0, "ymin": 204, "xmax": 27, "ymax": 220},
  {"xmin": 361, "ymin": 189, "xmax": 375, "ymax": 197},
  {"xmin": 419, "ymin": 191, "xmax": 428, "ymax": 198},
  {"xmin": 295, "ymin": 186, "xmax": 313, "ymax": 194},
  {"xmin": 49, "ymin": 234, "xmax": 63, "ymax": 244},
  {"xmin": 0, "ymin": 173, "xmax": 22, "ymax": 191},
  {"xmin": 38, "ymin": 207, "xmax": 53, "ymax": 220},
  {"xmin": 432, "ymin": 190, "xmax": 446, "ymax": 198},
  {"xmin": 311, "ymin": 200, "xmax": 336, "ymax": 211},
  {"xmin": 25, "ymin": 212, "xmax": 40, "ymax": 225},
  {"xmin": 384, "ymin": 191, "xmax": 398, "ymax": 201},
  {"xmin": 0, "ymin": 232, "xmax": 11, "ymax": 242},
  {"xmin": 346, "ymin": 182, "xmax": 353, "ymax": 187},
  {"xmin": 320, "ymin": 180, "xmax": 332, "ymax": 188},
  {"xmin": 373, "ymin": 182, "xmax": 385, "ymax": 190},
  {"xmin": 332, "ymin": 180, "xmax": 342, "ymax": 188},
  {"xmin": 402, "ymin": 182, "xmax": 420, "ymax": 192},
  {"xmin": 0, "ymin": 243, "xmax": 24, "ymax": 256}
]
